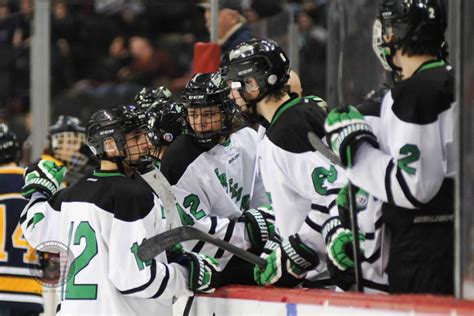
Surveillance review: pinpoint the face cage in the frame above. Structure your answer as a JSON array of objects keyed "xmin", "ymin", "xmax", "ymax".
[
  {"xmin": 372, "ymin": 19, "xmax": 393, "ymax": 71},
  {"xmin": 185, "ymin": 105, "xmax": 230, "ymax": 148},
  {"xmin": 51, "ymin": 131, "xmax": 89, "ymax": 171}
]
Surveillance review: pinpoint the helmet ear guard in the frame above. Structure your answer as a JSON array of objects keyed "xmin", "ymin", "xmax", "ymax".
[{"xmin": 267, "ymin": 74, "xmax": 278, "ymax": 85}]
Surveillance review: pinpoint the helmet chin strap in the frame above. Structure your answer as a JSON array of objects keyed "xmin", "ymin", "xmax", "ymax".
[{"xmin": 383, "ymin": 42, "xmax": 403, "ymax": 82}]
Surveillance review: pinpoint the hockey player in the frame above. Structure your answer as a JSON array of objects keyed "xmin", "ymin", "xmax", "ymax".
[
  {"xmin": 135, "ymin": 86, "xmax": 184, "ymax": 163},
  {"xmin": 0, "ymin": 124, "xmax": 43, "ymax": 315},
  {"xmin": 159, "ymin": 72, "xmax": 275, "ymax": 285},
  {"xmin": 324, "ymin": 0, "xmax": 453, "ymax": 294},
  {"xmin": 20, "ymin": 105, "xmax": 221, "ymax": 314},
  {"xmin": 322, "ymin": 87, "xmax": 390, "ymax": 293},
  {"xmin": 222, "ymin": 39, "xmax": 346, "ymax": 287},
  {"xmin": 40, "ymin": 115, "xmax": 94, "ymax": 185}
]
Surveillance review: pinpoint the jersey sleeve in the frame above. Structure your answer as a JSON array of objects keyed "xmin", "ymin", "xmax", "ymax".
[
  {"xmin": 347, "ymin": 90, "xmax": 454, "ymax": 209},
  {"xmin": 279, "ymin": 148, "xmax": 346, "ymax": 257},
  {"xmin": 107, "ymin": 193, "xmax": 192, "ymax": 300},
  {"xmin": 249, "ymin": 168, "xmax": 271, "ymax": 209},
  {"xmin": 171, "ymin": 183, "xmax": 251, "ymax": 267},
  {"xmin": 20, "ymin": 193, "xmax": 61, "ymax": 250}
]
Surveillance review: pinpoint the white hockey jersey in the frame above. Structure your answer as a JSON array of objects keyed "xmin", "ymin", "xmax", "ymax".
[
  {"xmin": 20, "ymin": 170, "xmax": 191, "ymax": 315},
  {"xmin": 348, "ymin": 61, "xmax": 455, "ymax": 293},
  {"xmin": 257, "ymin": 96, "xmax": 346, "ymax": 267},
  {"xmin": 160, "ymin": 127, "xmax": 269, "ymax": 268}
]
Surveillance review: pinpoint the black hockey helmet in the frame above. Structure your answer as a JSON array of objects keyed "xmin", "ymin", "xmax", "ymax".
[
  {"xmin": 48, "ymin": 115, "xmax": 86, "ymax": 137},
  {"xmin": 134, "ymin": 86, "xmax": 172, "ymax": 111},
  {"xmin": 0, "ymin": 123, "xmax": 20, "ymax": 164},
  {"xmin": 154, "ymin": 101, "xmax": 184, "ymax": 146},
  {"xmin": 182, "ymin": 72, "xmax": 237, "ymax": 148},
  {"xmin": 86, "ymin": 105, "xmax": 149, "ymax": 160},
  {"xmin": 373, "ymin": 0, "xmax": 447, "ymax": 73},
  {"xmin": 221, "ymin": 39, "xmax": 290, "ymax": 100}
]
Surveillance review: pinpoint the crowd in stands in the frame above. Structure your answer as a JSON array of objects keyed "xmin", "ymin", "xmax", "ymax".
[{"xmin": 0, "ymin": 0, "xmax": 327, "ymax": 149}]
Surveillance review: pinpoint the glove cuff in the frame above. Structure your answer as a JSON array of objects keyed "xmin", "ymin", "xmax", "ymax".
[
  {"xmin": 284, "ymin": 234, "xmax": 319, "ymax": 273},
  {"xmin": 22, "ymin": 179, "xmax": 56, "ymax": 199},
  {"xmin": 242, "ymin": 208, "xmax": 269, "ymax": 250},
  {"xmin": 321, "ymin": 217, "xmax": 343, "ymax": 244},
  {"xmin": 339, "ymin": 129, "xmax": 378, "ymax": 167}
]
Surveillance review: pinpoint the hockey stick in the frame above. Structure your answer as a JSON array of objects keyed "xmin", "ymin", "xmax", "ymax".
[
  {"xmin": 139, "ymin": 167, "xmax": 181, "ymax": 230},
  {"xmin": 307, "ymin": 131, "xmax": 343, "ymax": 168},
  {"xmin": 337, "ymin": 42, "xmax": 363, "ymax": 291},
  {"xmin": 138, "ymin": 226, "xmax": 266, "ymax": 268}
]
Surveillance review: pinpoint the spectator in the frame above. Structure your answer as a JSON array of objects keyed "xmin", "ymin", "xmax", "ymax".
[
  {"xmin": 0, "ymin": 1, "xmax": 18, "ymax": 105},
  {"xmin": 297, "ymin": 8, "xmax": 327, "ymax": 97},
  {"xmin": 96, "ymin": 35, "xmax": 131, "ymax": 82},
  {"xmin": 118, "ymin": 36, "xmax": 176, "ymax": 86},
  {"xmin": 51, "ymin": 0, "xmax": 81, "ymax": 94},
  {"xmin": 199, "ymin": 0, "xmax": 254, "ymax": 56}
]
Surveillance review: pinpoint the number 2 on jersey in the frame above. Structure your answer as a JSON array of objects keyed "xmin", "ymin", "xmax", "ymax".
[
  {"xmin": 398, "ymin": 144, "xmax": 420, "ymax": 175},
  {"xmin": 65, "ymin": 221, "xmax": 98, "ymax": 300}
]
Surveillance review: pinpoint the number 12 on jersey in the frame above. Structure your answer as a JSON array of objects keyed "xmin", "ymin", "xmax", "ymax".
[{"xmin": 64, "ymin": 221, "xmax": 98, "ymax": 300}]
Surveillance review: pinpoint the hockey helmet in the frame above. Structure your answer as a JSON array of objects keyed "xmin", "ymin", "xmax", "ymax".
[
  {"xmin": 47, "ymin": 116, "xmax": 87, "ymax": 168},
  {"xmin": 134, "ymin": 86, "xmax": 172, "ymax": 111},
  {"xmin": 154, "ymin": 101, "xmax": 184, "ymax": 146},
  {"xmin": 373, "ymin": 0, "xmax": 447, "ymax": 72},
  {"xmin": 182, "ymin": 72, "xmax": 237, "ymax": 148},
  {"xmin": 86, "ymin": 105, "xmax": 150, "ymax": 163},
  {"xmin": 222, "ymin": 39, "xmax": 290, "ymax": 100},
  {"xmin": 0, "ymin": 123, "xmax": 20, "ymax": 164}
]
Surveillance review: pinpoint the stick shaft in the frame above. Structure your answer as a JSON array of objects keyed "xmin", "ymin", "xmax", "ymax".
[
  {"xmin": 348, "ymin": 183, "xmax": 363, "ymax": 292},
  {"xmin": 138, "ymin": 226, "xmax": 266, "ymax": 268},
  {"xmin": 307, "ymin": 131, "xmax": 343, "ymax": 167}
]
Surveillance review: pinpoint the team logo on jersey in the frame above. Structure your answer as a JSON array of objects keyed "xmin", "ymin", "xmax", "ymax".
[{"xmin": 30, "ymin": 241, "xmax": 75, "ymax": 288}]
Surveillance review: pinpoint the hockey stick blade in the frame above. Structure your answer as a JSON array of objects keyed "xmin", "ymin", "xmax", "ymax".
[
  {"xmin": 307, "ymin": 131, "xmax": 343, "ymax": 167},
  {"xmin": 139, "ymin": 168, "xmax": 181, "ymax": 230},
  {"xmin": 138, "ymin": 226, "xmax": 266, "ymax": 268}
]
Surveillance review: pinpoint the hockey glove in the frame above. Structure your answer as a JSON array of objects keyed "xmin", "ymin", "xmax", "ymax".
[
  {"xmin": 322, "ymin": 213, "xmax": 365, "ymax": 272},
  {"xmin": 324, "ymin": 105, "xmax": 378, "ymax": 168},
  {"xmin": 166, "ymin": 243, "xmax": 185, "ymax": 263},
  {"xmin": 22, "ymin": 160, "xmax": 67, "ymax": 199},
  {"xmin": 253, "ymin": 235, "xmax": 319, "ymax": 288},
  {"xmin": 336, "ymin": 183, "xmax": 369, "ymax": 229},
  {"xmin": 178, "ymin": 252, "xmax": 221, "ymax": 294},
  {"xmin": 241, "ymin": 204, "xmax": 280, "ymax": 252}
]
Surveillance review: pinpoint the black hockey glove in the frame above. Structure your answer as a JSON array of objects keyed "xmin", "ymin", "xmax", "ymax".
[
  {"xmin": 324, "ymin": 106, "xmax": 378, "ymax": 168},
  {"xmin": 336, "ymin": 183, "xmax": 369, "ymax": 229},
  {"xmin": 326, "ymin": 254, "xmax": 357, "ymax": 291},
  {"xmin": 241, "ymin": 204, "xmax": 280, "ymax": 252},
  {"xmin": 176, "ymin": 252, "xmax": 221, "ymax": 294},
  {"xmin": 253, "ymin": 234, "xmax": 319, "ymax": 288},
  {"xmin": 22, "ymin": 160, "xmax": 67, "ymax": 199}
]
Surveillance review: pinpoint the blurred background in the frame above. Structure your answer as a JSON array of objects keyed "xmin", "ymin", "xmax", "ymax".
[
  {"xmin": 0, "ymin": 0, "xmax": 334, "ymax": 155},
  {"xmin": 0, "ymin": 0, "xmax": 473, "ymax": 302}
]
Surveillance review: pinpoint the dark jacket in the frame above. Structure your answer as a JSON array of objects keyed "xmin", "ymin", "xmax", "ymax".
[{"xmin": 221, "ymin": 24, "xmax": 254, "ymax": 56}]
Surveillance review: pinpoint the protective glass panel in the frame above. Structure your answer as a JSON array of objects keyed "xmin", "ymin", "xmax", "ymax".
[
  {"xmin": 327, "ymin": 0, "xmax": 386, "ymax": 108},
  {"xmin": 458, "ymin": 0, "xmax": 474, "ymax": 299}
]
